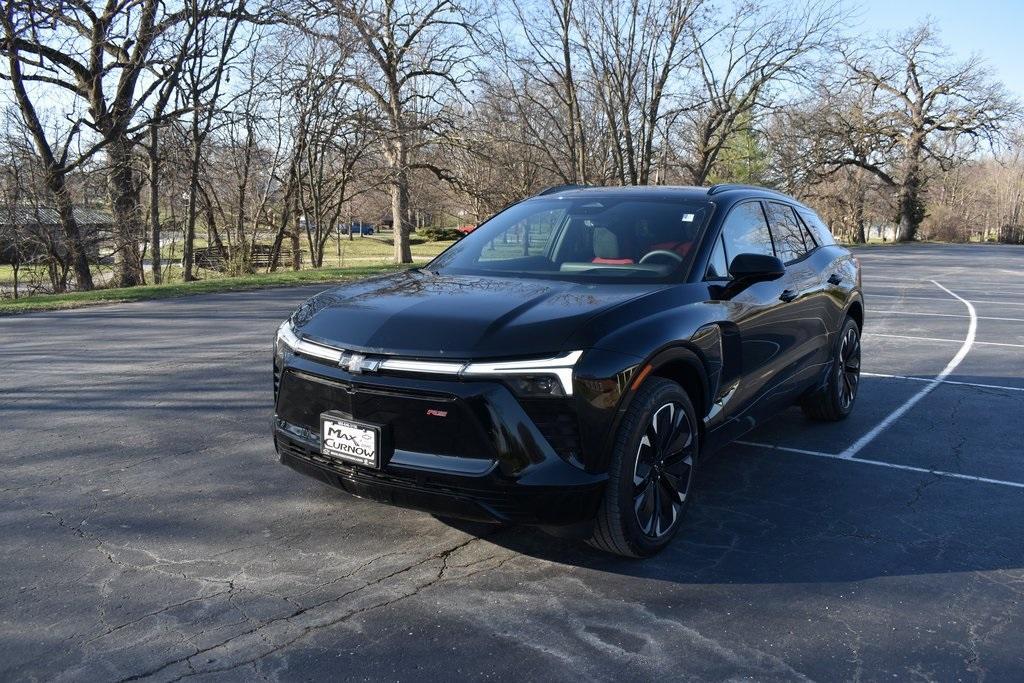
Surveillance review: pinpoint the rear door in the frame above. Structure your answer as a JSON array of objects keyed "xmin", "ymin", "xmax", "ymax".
[{"xmin": 762, "ymin": 201, "xmax": 832, "ymax": 397}]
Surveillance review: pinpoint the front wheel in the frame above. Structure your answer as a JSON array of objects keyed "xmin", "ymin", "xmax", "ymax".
[
  {"xmin": 801, "ymin": 316, "xmax": 861, "ymax": 421},
  {"xmin": 587, "ymin": 378, "xmax": 698, "ymax": 558}
]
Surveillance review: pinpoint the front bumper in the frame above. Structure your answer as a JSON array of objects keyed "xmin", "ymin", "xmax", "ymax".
[
  {"xmin": 272, "ymin": 354, "xmax": 607, "ymax": 526},
  {"xmin": 275, "ymin": 428, "xmax": 604, "ymax": 525}
]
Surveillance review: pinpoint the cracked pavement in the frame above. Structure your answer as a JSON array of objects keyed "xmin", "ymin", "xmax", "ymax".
[{"xmin": 2, "ymin": 243, "xmax": 1023, "ymax": 680}]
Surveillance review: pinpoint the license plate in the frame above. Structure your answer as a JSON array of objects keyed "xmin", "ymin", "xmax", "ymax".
[{"xmin": 320, "ymin": 413, "xmax": 380, "ymax": 468}]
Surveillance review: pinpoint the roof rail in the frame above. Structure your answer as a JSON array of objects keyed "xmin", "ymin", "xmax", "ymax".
[
  {"xmin": 706, "ymin": 183, "xmax": 786, "ymax": 197},
  {"xmin": 535, "ymin": 183, "xmax": 590, "ymax": 196}
]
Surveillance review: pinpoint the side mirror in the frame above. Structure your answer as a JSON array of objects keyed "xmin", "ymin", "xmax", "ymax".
[{"xmin": 728, "ymin": 253, "xmax": 785, "ymax": 283}]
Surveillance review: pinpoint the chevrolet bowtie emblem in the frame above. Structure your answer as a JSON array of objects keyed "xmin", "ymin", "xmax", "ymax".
[{"xmin": 341, "ymin": 352, "xmax": 380, "ymax": 374}]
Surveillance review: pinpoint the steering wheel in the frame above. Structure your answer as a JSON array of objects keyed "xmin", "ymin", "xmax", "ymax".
[{"xmin": 639, "ymin": 249, "xmax": 685, "ymax": 265}]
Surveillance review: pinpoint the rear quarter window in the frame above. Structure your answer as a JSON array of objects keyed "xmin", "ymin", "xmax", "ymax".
[{"xmin": 796, "ymin": 208, "xmax": 836, "ymax": 246}]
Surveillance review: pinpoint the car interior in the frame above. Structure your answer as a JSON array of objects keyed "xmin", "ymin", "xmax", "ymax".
[{"xmin": 553, "ymin": 201, "xmax": 709, "ymax": 276}]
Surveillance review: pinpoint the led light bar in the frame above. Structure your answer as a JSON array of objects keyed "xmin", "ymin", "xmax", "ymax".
[
  {"xmin": 277, "ymin": 319, "xmax": 583, "ymax": 395},
  {"xmin": 378, "ymin": 358, "xmax": 465, "ymax": 375},
  {"xmin": 462, "ymin": 350, "xmax": 583, "ymax": 395}
]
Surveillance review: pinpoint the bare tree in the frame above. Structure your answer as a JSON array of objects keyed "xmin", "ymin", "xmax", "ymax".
[
  {"xmin": 1, "ymin": 5, "xmax": 94, "ymax": 289},
  {"xmin": 574, "ymin": 0, "xmax": 701, "ymax": 185},
  {"xmin": 486, "ymin": 0, "xmax": 590, "ymax": 184},
  {"xmin": 326, "ymin": 0, "xmax": 475, "ymax": 263},
  {"xmin": 838, "ymin": 23, "xmax": 1019, "ymax": 241},
  {"xmin": 679, "ymin": 0, "xmax": 845, "ymax": 184},
  {"xmin": 180, "ymin": 0, "xmax": 249, "ymax": 280}
]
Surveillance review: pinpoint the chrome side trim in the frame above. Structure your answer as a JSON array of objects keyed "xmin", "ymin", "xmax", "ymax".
[{"xmin": 703, "ymin": 382, "xmax": 739, "ymax": 425}]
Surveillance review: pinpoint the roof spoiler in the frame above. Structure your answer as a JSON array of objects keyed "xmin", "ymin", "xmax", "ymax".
[{"xmin": 707, "ymin": 183, "xmax": 787, "ymax": 197}]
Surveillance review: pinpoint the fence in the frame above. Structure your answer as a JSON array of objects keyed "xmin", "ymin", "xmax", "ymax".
[{"xmin": 193, "ymin": 244, "xmax": 300, "ymax": 271}]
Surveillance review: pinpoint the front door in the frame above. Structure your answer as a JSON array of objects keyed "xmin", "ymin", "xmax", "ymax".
[{"xmin": 711, "ymin": 200, "xmax": 806, "ymax": 435}]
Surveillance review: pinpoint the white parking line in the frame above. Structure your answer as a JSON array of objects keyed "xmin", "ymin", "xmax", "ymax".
[
  {"xmin": 865, "ymin": 333, "xmax": 1024, "ymax": 349},
  {"xmin": 736, "ymin": 440, "xmax": 1024, "ymax": 490},
  {"xmin": 862, "ymin": 372, "xmax": 1024, "ymax": 393},
  {"xmin": 862, "ymin": 278, "xmax": 1024, "ymax": 291},
  {"xmin": 839, "ymin": 281, "xmax": 977, "ymax": 459},
  {"xmin": 870, "ymin": 310, "xmax": 1024, "ymax": 323},
  {"xmin": 867, "ymin": 293, "xmax": 1024, "ymax": 307}
]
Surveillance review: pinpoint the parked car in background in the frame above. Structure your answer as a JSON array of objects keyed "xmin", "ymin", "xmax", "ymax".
[
  {"xmin": 340, "ymin": 222, "xmax": 374, "ymax": 236},
  {"xmin": 457, "ymin": 224, "xmax": 477, "ymax": 235},
  {"xmin": 273, "ymin": 184, "xmax": 863, "ymax": 557}
]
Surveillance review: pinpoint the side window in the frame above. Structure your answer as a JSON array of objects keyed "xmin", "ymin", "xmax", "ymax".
[
  {"xmin": 720, "ymin": 201, "xmax": 774, "ymax": 267},
  {"xmin": 794, "ymin": 210, "xmax": 818, "ymax": 249},
  {"xmin": 705, "ymin": 234, "xmax": 729, "ymax": 280},
  {"xmin": 796, "ymin": 208, "xmax": 836, "ymax": 246},
  {"xmin": 765, "ymin": 201, "xmax": 808, "ymax": 264}
]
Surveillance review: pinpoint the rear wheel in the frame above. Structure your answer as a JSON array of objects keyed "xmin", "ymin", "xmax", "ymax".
[
  {"xmin": 587, "ymin": 378, "xmax": 698, "ymax": 558},
  {"xmin": 801, "ymin": 316, "xmax": 861, "ymax": 421}
]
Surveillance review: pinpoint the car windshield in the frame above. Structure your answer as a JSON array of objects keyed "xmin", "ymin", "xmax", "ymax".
[{"xmin": 428, "ymin": 196, "xmax": 714, "ymax": 282}]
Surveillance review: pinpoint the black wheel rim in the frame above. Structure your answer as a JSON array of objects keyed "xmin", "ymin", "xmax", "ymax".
[
  {"xmin": 839, "ymin": 326, "xmax": 861, "ymax": 409},
  {"xmin": 632, "ymin": 402, "xmax": 695, "ymax": 539}
]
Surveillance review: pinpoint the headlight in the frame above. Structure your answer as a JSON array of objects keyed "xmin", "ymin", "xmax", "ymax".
[
  {"xmin": 462, "ymin": 350, "xmax": 583, "ymax": 397},
  {"xmin": 276, "ymin": 320, "xmax": 300, "ymax": 352}
]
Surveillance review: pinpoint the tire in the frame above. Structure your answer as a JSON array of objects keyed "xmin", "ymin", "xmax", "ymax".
[
  {"xmin": 587, "ymin": 378, "xmax": 699, "ymax": 558},
  {"xmin": 801, "ymin": 316, "xmax": 861, "ymax": 421}
]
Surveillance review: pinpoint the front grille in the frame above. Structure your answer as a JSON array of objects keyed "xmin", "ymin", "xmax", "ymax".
[
  {"xmin": 520, "ymin": 399, "xmax": 582, "ymax": 461},
  {"xmin": 276, "ymin": 369, "xmax": 494, "ymax": 459},
  {"xmin": 277, "ymin": 434, "xmax": 524, "ymax": 518}
]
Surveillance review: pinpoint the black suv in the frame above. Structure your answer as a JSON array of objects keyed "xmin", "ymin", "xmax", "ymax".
[{"xmin": 273, "ymin": 184, "xmax": 863, "ymax": 557}]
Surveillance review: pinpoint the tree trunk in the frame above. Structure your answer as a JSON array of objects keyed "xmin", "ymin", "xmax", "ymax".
[
  {"xmin": 290, "ymin": 196, "xmax": 302, "ymax": 271},
  {"xmin": 389, "ymin": 141, "xmax": 412, "ymax": 264},
  {"xmin": 853, "ymin": 180, "xmax": 867, "ymax": 244},
  {"xmin": 148, "ymin": 127, "xmax": 162, "ymax": 285},
  {"xmin": 48, "ymin": 171, "xmax": 94, "ymax": 290},
  {"xmin": 896, "ymin": 139, "xmax": 924, "ymax": 243},
  {"xmin": 107, "ymin": 137, "xmax": 144, "ymax": 287},
  {"xmin": 896, "ymin": 182, "xmax": 919, "ymax": 242},
  {"xmin": 391, "ymin": 173, "xmax": 412, "ymax": 263},
  {"xmin": 182, "ymin": 135, "xmax": 202, "ymax": 281}
]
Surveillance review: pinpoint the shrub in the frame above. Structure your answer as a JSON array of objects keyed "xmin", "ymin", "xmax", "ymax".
[{"xmin": 418, "ymin": 226, "xmax": 463, "ymax": 242}]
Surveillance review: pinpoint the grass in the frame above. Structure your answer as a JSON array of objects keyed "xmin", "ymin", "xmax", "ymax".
[
  {"xmin": 0, "ymin": 233, "xmax": 457, "ymax": 315},
  {"xmin": 148, "ymin": 234, "xmax": 454, "ymax": 265},
  {"xmin": 0, "ymin": 264, "xmax": 408, "ymax": 316}
]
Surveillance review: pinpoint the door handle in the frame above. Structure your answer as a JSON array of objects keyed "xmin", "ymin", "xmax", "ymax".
[
  {"xmin": 827, "ymin": 272, "xmax": 843, "ymax": 286},
  {"xmin": 779, "ymin": 289, "xmax": 799, "ymax": 303}
]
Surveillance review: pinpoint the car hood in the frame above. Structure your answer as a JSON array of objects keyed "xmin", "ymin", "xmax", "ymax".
[{"xmin": 291, "ymin": 269, "xmax": 667, "ymax": 359}]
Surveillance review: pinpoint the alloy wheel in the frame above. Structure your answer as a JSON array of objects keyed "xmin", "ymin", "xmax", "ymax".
[
  {"xmin": 839, "ymin": 325, "xmax": 861, "ymax": 409},
  {"xmin": 632, "ymin": 402, "xmax": 695, "ymax": 538}
]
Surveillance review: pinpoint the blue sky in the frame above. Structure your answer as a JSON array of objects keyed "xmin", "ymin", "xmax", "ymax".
[{"xmin": 855, "ymin": 0, "xmax": 1024, "ymax": 98}]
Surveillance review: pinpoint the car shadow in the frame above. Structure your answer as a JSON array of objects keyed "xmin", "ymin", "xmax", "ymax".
[{"xmin": 440, "ymin": 373, "xmax": 1024, "ymax": 584}]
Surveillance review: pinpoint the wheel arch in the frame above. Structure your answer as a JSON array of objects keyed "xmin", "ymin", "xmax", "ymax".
[
  {"xmin": 618, "ymin": 341, "xmax": 715, "ymax": 443},
  {"xmin": 846, "ymin": 298, "xmax": 864, "ymax": 331},
  {"xmin": 645, "ymin": 348, "xmax": 711, "ymax": 422}
]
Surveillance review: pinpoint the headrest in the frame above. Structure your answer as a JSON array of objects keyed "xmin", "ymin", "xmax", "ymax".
[{"xmin": 593, "ymin": 227, "xmax": 620, "ymax": 259}]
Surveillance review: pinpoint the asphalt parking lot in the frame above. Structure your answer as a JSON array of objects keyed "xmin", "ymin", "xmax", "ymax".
[{"xmin": 2, "ymin": 242, "xmax": 1022, "ymax": 681}]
